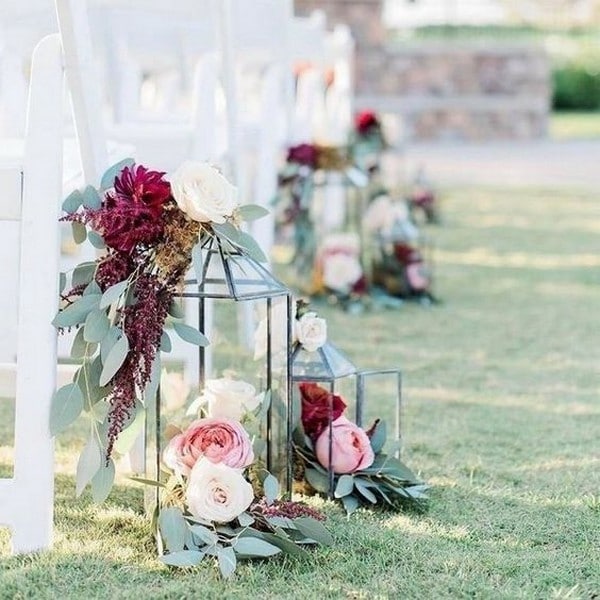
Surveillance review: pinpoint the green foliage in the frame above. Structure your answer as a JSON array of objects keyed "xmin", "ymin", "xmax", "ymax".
[{"xmin": 553, "ymin": 62, "xmax": 600, "ymax": 110}]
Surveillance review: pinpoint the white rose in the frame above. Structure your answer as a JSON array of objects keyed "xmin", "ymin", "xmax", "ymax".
[
  {"xmin": 323, "ymin": 253, "xmax": 363, "ymax": 294},
  {"xmin": 202, "ymin": 378, "xmax": 260, "ymax": 421},
  {"xmin": 186, "ymin": 459, "xmax": 254, "ymax": 523},
  {"xmin": 296, "ymin": 311, "xmax": 327, "ymax": 352},
  {"xmin": 169, "ymin": 161, "xmax": 238, "ymax": 224}
]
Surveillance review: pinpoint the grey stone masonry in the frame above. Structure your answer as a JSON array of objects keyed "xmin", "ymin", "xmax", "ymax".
[{"xmin": 294, "ymin": 0, "xmax": 551, "ymax": 141}]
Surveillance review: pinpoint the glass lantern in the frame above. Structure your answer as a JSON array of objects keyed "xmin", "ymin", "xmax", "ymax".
[
  {"xmin": 148, "ymin": 234, "xmax": 294, "ymax": 510},
  {"xmin": 291, "ymin": 341, "xmax": 403, "ymax": 498}
]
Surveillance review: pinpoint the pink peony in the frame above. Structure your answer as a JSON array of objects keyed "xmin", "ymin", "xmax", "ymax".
[
  {"xmin": 315, "ymin": 416, "xmax": 375, "ymax": 474},
  {"xmin": 163, "ymin": 417, "xmax": 254, "ymax": 476}
]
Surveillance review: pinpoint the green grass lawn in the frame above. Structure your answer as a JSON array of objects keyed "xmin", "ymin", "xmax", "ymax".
[
  {"xmin": 550, "ymin": 111, "xmax": 600, "ymax": 140},
  {"xmin": 1, "ymin": 184, "xmax": 600, "ymax": 598}
]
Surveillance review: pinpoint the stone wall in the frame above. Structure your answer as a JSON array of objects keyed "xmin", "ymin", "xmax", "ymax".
[{"xmin": 294, "ymin": 0, "xmax": 551, "ymax": 141}]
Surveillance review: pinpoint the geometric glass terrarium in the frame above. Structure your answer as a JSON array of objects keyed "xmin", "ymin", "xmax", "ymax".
[
  {"xmin": 291, "ymin": 332, "xmax": 403, "ymax": 499},
  {"xmin": 149, "ymin": 234, "xmax": 294, "ymax": 508}
]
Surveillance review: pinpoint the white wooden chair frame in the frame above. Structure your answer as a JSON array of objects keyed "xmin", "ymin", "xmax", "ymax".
[{"xmin": 0, "ymin": 33, "xmax": 63, "ymax": 554}]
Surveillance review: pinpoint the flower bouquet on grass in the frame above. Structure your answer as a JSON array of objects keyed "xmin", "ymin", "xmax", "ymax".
[
  {"xmin": 293, "ymin": 383, "xmax": 428, "ymax": 515},
  {"xmin": 150, "ymin": 380, "xmax": 332, "ymax": 576},
  {"xmin": 50, "ymin": 159, "xmax": 271, "ymax": 501}
]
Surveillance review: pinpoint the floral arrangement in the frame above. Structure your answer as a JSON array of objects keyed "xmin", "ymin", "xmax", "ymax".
[
  {"xmin": 50, "ymin": 158, "xmax": 270, "ymax": 501},
  {"xmin": 150, "ymin": 378, "xmax": 332, "ymax": 576},
  {"xmin": 313, "ymin": 233, "xmax": 367, "ymax": 307},
  {"xmin": 293, "ymin": 382, "xmax": 428, "ymax": 515},
  {"xmin": 349, "ymin": 110, "xmax": 387, "ymax": 172},
  {"xmin": 364, "ymin": 193, "xmax": 437, "ymax": 303}
]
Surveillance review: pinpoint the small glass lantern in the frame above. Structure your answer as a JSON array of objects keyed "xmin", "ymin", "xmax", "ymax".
[
  {"xmin": 291, "ymin": 340, "xmax": 403, "ymax": 499},
  {"xmin": 149, "ymin": 234, "xmax": 294, "ymax": 509}
]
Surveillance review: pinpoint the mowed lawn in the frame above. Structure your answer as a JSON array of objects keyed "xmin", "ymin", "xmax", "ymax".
[{"xmin": 1, "ymin": 184, "xmax": 599, "ymax": 599}]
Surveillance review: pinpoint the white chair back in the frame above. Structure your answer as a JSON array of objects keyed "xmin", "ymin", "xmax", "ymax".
[{"xmin": 0, "ymin": 33, "xmax": 63, "ymax": 554}]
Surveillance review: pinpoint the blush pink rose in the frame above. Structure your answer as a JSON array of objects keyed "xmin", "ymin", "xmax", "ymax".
[
  {"xmin": 315, "ymin": 416, "xmax": 375, "ymax": 474},
  {"xmin": 163, "ymin": 417, "xmax": 254, "ymax": 476}
]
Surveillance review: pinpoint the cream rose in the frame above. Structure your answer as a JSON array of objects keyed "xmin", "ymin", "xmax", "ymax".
[
  {"xmin": 322, "ymin": 253, "xmax": 363, "ymax": 294},
  {"xmin": 201, "ymin": 378, "xmax": 261, "ymax": 421},
  {"xmin": 169, "ymin": 161, "xmax": 238, "ymax": 223},
  {"xmin": 186, "ymin": 459, "xmax": 254, "ymax": 523},
  {"xmin": 296, "ymin": 311, "xmax": 327, "ymax": 352}
]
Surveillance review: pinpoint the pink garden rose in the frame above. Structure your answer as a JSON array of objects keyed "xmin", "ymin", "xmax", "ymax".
[
  {"xmin": 315, "ymin": 416, "xmax": 375, "ymax": 474},
  {"xmin": 163, "ymin": 417, "xmax": 254, "ymax": 476}
]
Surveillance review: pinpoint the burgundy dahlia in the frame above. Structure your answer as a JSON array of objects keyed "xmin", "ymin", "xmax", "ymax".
[
  {"xmin": 287, "ymin": 143, "xmax": 318, "ymax": 169},
  {"xmin": 394, "ymin": 242, "xmax": 422, "ymax": 266},
  {"xmin": 91, "ymin": 165, "xmax": 171, "ymax": 253},
  {"xmin": 355, "ymin": 110, "xmax": 380, "ymax": 136}
]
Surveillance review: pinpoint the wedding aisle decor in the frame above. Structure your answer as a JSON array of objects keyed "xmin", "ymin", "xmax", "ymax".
[
  {"xmin": 292, "ymin": 382, "xmax": 428, "ymax": 516},
  {"xmin": 364, "ymin": 193, "xmax": 438, "ymax": 304},
  {"xmin": 50, "ymin": 159, "xmax": 331, "ymax": 575},
  {"xmin": 151, "ymin": 382, "xmax": 332, "ymax": 575}
]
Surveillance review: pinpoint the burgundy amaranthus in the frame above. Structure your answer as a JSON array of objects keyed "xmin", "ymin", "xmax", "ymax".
[
  {"xmin": 252, "ymin": 498, "xmax": 326, "ymax": 522},
  {"xmin": 61, "ymin": 165, "xmax": 193, "ymax": 460}
]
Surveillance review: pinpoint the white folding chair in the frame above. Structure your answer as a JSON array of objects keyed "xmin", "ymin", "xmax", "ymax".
[{"xmin": 0, "ymin": 33, "xmax": 63, "ymax": 554}]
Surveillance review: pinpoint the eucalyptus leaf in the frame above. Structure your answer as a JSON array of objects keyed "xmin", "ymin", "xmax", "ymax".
[
  {"xmin": 263, "ymin": 474, "xmax": 279, "ymax": 504},
  {"xmin": 83, "ymin": 281, "xmax": 102, "ymax": 296},
  {"xmin": 59, "ymin": 272, "xmax": 67, "ymax": 294},
  {"xmin": 101, "ymin": 327, "xmax": 122, "ymax": 363},
  {"xmin": 129, "ymin": 476, "xmax": 166, "ymax": 488},
  {"xmin": 191, "ymin": 242, "xmax": 204, "ymax": 284},
  {"xmin": 71, "ymin": 327, "xmax": 90, "ymax": 360},
  {"xmin": 72, "ymin": 221, "xmax": 87, "ymax": 244},
  {"xmin": 189, "ymin": 524, "xmax": 218, "ymax": 547},
  {"xmin": 87, "ymin": 231, "xmax": 105, "ymax": 250},
  {"xmin": 236, "ymin": 231, "xmax": 267, "ymax": 263},
  {"xmin": 100, "ymin": 157, "xmax": 135, "ymax": 191},
  {"xmin": 100, "ymin": 280, "xmax": 129, "ymax": 309},
  {"xmin": 159, "ymin": 507, "xmax": 188, "ymax": 553},
  {"xmin": 52, "ymin": 294, "xmax": 101, "ymax": 328},
  {"xmin": 75, "ymin": 436, "xmax": 102, "ymax": 496},
  {"xmin": 237, "ymin": 204, "xmax": 269, "ymax": 222},
  {"xmin": 168, "ymin": 301, "xmax": 185, "ymax": 319},
  {"xmin": 71, "ymin": 262, "xmax": 96, "ymax": 287},
  {"xmin": 369, "ymin": 420, "xmax": 386, "ymax": 455},
  {"xmin": 99, "ymin": 334, "xmax": 129, "ymax": 386},
  {"xmin": 354, "ymin": 479, "xmax": 377, "ymax": 504},
  {"xmin": 82, "ymin": 185, "xmax": 102, "ymax": 209},
  {"xmin": 213, "ymin": 222, "xmax": 241, "ymax": 244},
  {"xmin": 236, "ymin": 512, "xmax": 255, "ymax": 527},
  {"xmin": 334, "ymin": 474, "xmax": 354, "ymax": 498},
  {"xmin": 293, "ymin": 517, "xmax": 334, "ymax": 545},
  {"xmin": 160, "ymin": 331, "xmax": 172, "ymax": 352},
  {"xmin": 160, "ymin": 550, "xmax": 205, "ymax": 568},
  {"xmin": 305, "ymin": 468, "xmax": 330, "ymax": 493},
  {"xmin": 217, "ymin": 546, "xmax": 237, "ymax": 579},
  {"xmin": 234, "ymin": 537, "xmax": 281, "ymax": 557},
  {"xmin": 80, "ymin": 356, "xmax": 109, "ymax": 408},
  {"xmin": 172, "ymin": 322, "xmax": 209, "ymax": 347},
  {"xmin": 113, "ymin": 409, "xmax": 145, "ymax": 455},
  {"xmin": 62, "ymin": 189, "xmax": 83, "ymax": 213},
  {"xmin": 91, "ymin": 458, "xmax": 115, "ymax": 502},
  {"xmin": 84, "ymin": 309, "xmax": 110, "ymax": 343},
  {"xmin": 50, "ymin": 383, "xmax": 84, "ymax": 435},
  {"xmin": 341, "ymin": 494, "xmax": 360, "ymax": 515}
]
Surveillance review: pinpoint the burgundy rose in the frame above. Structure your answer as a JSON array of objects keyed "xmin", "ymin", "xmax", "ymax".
[
  {"xmin": 90, "ymin": 164, "xmax": 171, "ymax": 253},
  {"xmin": 355, "ymin": 110, "xmax": 380, "ymax": 135},
  {"xmin": 287, "ymin": 144, "xmax": 318, "ymax": 169},
  {"xmin": 393, "ymin": 242, "xmax": 422, "ymax": 266},
  {"xmin": 299, "ymin": 382, "xmax": 346, "ymax": 441}
]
